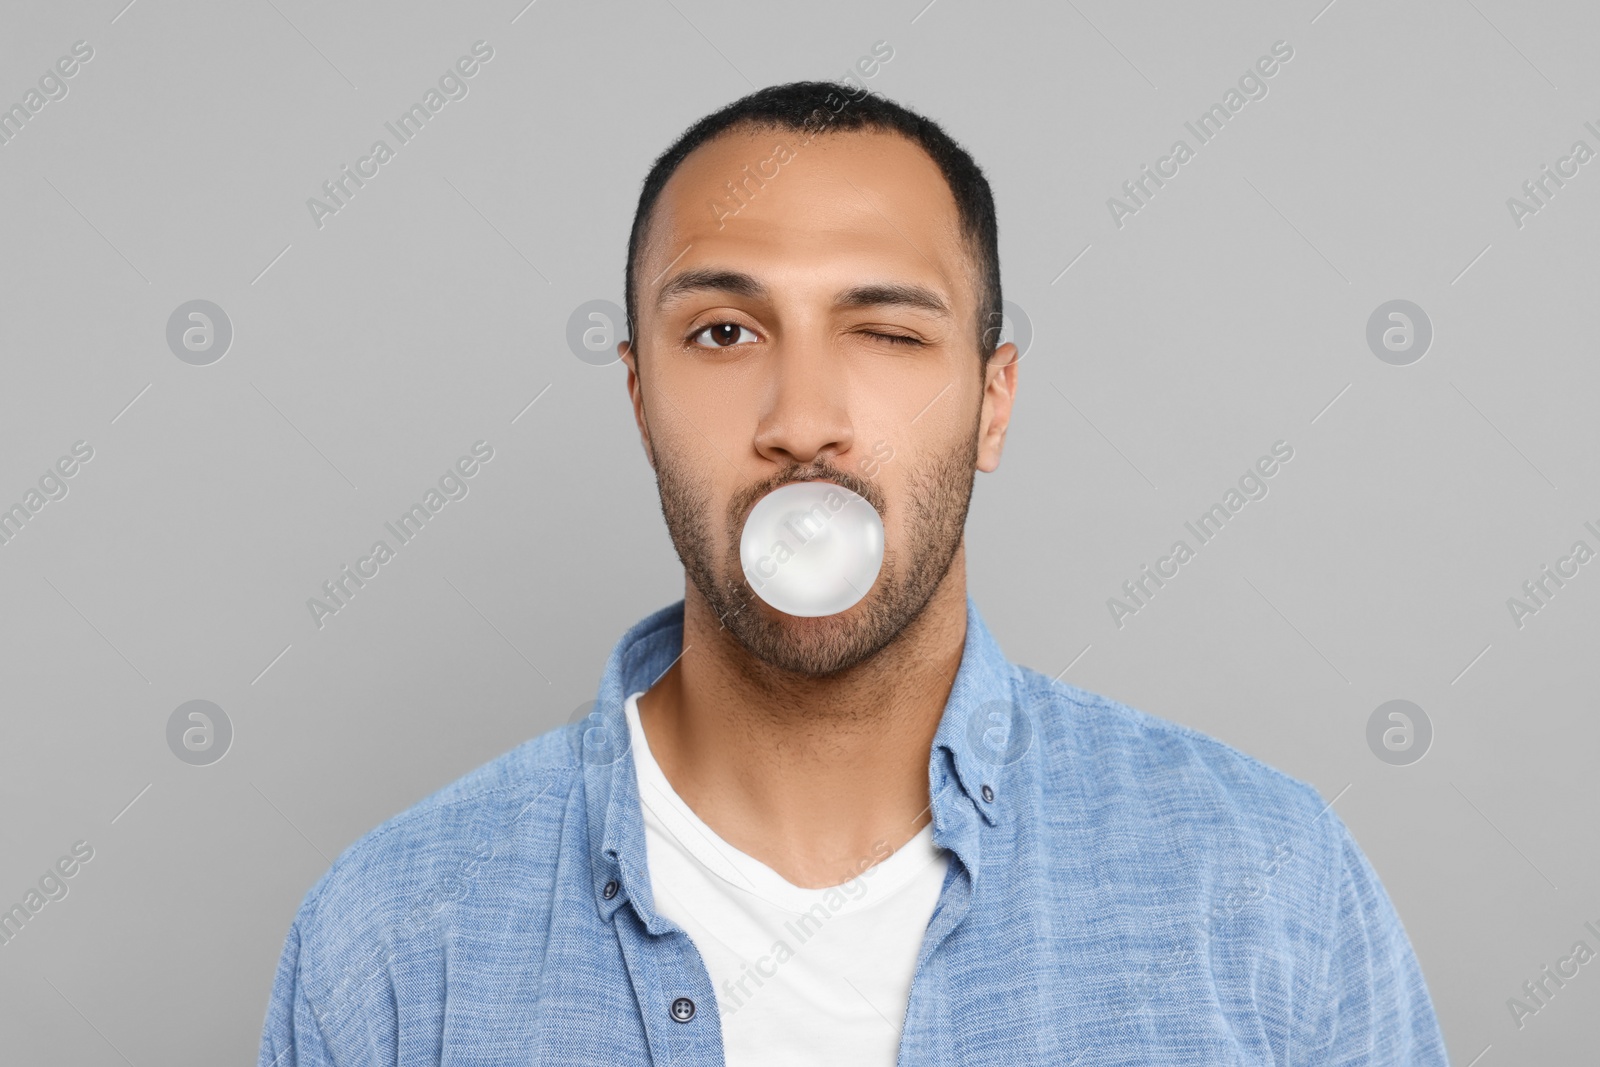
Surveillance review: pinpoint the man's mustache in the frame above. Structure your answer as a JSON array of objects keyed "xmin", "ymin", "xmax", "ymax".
[{"xmin": 728, "ymin": 463, "xmax": 883, "ymax": 535}]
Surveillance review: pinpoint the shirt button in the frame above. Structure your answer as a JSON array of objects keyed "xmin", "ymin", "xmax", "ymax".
[
  {"xmin": 602, "ymin": 880, "xmax": 619, "ymax": 900},
  {"xmin": 670, "ymin": 996, "xmax": 696, "ymax": 1023},
  {"xmin": 981, "ymin": 784, "xmax": 995, "ymax": 803}
]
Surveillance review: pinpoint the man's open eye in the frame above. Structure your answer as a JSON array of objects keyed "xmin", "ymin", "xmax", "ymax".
[{"xmin": 688, "ymin": 322, "xmax": 760, "ymax": 348}]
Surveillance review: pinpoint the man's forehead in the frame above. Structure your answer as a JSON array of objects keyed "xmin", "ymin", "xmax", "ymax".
[
  {"xmin": 641, "ymin": 125, "xmax": 970, "ymax": 307},
  {"xmin": 659, "ymin": 124, "xmax": 956, "ymax": 224}
]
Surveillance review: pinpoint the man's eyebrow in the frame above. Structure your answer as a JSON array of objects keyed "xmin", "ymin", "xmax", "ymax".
[
  {"xmin": 655, "ymin": 269, "xmax": 951, "ymax": 319},
  {"xmin": 656, "ymin": 268, "xmax": 767, "ymax": 310},
  {"xmin": 833, "ymin": 283, "xmax": 951, "ymax": 319}
]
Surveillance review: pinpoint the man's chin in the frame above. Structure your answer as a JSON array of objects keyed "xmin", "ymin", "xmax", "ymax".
[{"xmin": 718, "ymin": 586, "xmax": 893, "ymax": 676}]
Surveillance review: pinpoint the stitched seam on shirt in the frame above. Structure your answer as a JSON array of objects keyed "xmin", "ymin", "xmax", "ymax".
[
  {"xmin": 1295, "ymin": 808, "xmax": 1344, "ymax": 1056},
  {"xmin": 291, "ymin": 920, "xmax": 344, "ymax": 1062},
  {"xmin": 293, "ymin": 769, "xmax": 576, "ymax": 1053},
  {"xmin": 296, "ymin": 772, "xmax": 574, "ymax": 980}
]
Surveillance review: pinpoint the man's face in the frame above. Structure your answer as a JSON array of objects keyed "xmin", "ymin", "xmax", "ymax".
[{"xmin": 621, "ymin": 124, "xmax": 1016, "ymax": 677}]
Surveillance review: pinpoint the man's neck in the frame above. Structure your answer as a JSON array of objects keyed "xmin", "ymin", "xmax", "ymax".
[{"xmin": 636, "ymin": 549, "xmax": 969, "ymax": 889}]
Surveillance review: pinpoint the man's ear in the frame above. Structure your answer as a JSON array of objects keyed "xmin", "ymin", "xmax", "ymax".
[
  {"xmin": 976, "ymin": 342, "xmax": 1018, "ymax": 474},
  {"xmin": 619, "ymin": 339, "xmax": 656, "ymax": 469}
]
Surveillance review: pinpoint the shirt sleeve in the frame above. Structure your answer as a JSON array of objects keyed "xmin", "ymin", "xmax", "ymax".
[
  {"xmin": 1297, "ymin": 814, "xmax": 1451, "ymax": 1065},
  {"xmin": 258, "ymin": 910, "xmax": 339, "ymax": 1067}
]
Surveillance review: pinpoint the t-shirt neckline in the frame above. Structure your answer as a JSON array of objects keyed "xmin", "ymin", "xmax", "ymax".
[{"xmin": 623, "ymin": 689, "xmax": 946, "ymax": 915}]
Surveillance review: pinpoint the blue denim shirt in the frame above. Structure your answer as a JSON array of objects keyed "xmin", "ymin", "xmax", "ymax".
[{"xmin": 259, "ymin": 595, "xmax": 1450, "ymax": 1065}]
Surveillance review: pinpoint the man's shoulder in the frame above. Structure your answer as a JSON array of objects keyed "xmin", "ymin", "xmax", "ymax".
[
  {"xmin": 289, "ymin": 722, "xmax": 583, "ymax": 961},
  {"xmin": 1012, "ymin": 664, "xmax": 1340, "ymax": 866}
]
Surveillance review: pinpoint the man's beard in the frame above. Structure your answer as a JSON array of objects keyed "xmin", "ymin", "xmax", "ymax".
[{"xmin": 651, "ymin": 425, "xmax": 979, "ymax": 677}]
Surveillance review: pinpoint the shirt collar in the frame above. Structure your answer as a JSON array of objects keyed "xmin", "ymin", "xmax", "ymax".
[{"xmin": 579, "ymin": 593, "xmax": 1025, "ymax": 926}]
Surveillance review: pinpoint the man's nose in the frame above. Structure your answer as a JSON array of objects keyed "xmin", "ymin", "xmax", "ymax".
[{"xmin": 751, "ymin": 340, "xmax": 855, "ymax": 468}]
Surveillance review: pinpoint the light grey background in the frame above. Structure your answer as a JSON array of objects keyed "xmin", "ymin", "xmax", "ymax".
[{"xmin": 1, "ymin": 0, "xmax": 1595, "ymax": 1062}]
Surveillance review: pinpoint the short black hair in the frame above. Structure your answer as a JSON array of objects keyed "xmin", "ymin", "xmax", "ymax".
[{"xmin": 623, "ymin": 80, "xmax": 1002, "ymax": 375}]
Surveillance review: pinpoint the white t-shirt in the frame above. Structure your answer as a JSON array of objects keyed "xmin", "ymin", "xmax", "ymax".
[{"xmin": 623, "ymin": 690, "xmax": 950, "ymax": 1065}]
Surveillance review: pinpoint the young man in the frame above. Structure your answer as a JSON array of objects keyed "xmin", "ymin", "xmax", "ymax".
[{"xmin": 260, "ymin": 81, "xmax": 1450, "ymax": 1065}]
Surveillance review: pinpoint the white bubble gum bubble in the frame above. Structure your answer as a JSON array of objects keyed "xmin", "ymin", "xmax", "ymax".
[{"xmin": 739, "ymin": 480, "xmax": 884, "ymax": 617}]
